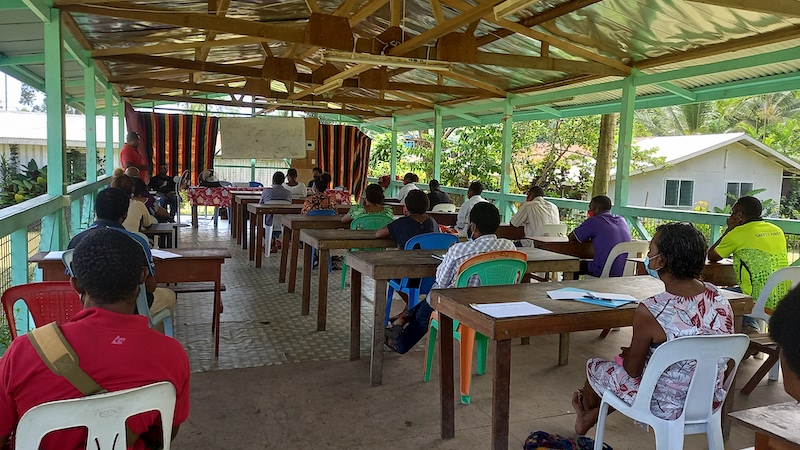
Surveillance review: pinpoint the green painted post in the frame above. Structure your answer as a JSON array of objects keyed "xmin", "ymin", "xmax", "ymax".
[
  {"xmin": 433, "ymin": 106, "xmax": 442, "ymax": 181},
  {"xmin": 390, "ymin": 116, "xmax": 398, "ymax": 197},
  {"xmin": 81, "ymin": 192, "xmax": 95, "ymax": 230},
  {"xmin": 70, "ymin": 198, "xmax": 81, "ymax": 237},
  {"xmin": 84, "ymin": 60, "xmax": 97, "ymax": 182},
  {"xmin": 499, "ymin": 99, "xmax": 514, "ymax": 221},
  {"xmin": 612, "ymin": 75, "xmax": 636, "ymax": 214},
  {"xmin": 250, "ymin": 159, "xmax": 256, "ymax": 183},
  {"xmin": 10, "ymin": 228, "xmax": 28, "ymax": 286},
  {"xmin": 105, "ymin": 86, "xmax": 114, "ymax": 174}
]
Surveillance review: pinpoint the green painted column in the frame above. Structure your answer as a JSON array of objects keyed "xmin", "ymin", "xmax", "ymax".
[
  {"xmin": 84, "ymin": 60, "xmax": 97, "ymax": 182},
  {"xmin": 612, "ymin": 75, "xmax": 636, "ymax": 214},
  {"xmin": 10, "ymin": 228, "xmax": 28, "ymax": 286},
  {"xmin": 105, "ymin": 86, "xmax": 114, "ymax": 174},
  {"xmin": 433, "ymin": 106, "xmax": 442, "ymax": 181},
  {"xmin": 499, "ymin": 98, "xmax": 514, "ymax": 221},
  {"xmin": 390, "ymin": 116, "xmax": 398, "ymax": 197}
]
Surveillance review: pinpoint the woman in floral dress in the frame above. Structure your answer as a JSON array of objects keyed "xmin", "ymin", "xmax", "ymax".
[
  {"xmin": 573, "ymin": 222, "xmax": 734, "ymax": 435},
  {"xmin": 301, "ymin": 173, "xmax": 337, "ymax": 215}
]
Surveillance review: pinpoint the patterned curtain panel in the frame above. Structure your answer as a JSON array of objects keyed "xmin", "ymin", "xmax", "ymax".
[
  {"xmin": 318, "ymin": 124, "xmax": 371, "ymax": 201},
  {"xmin": 124, "ymin": 102, "xmax": 219, "ymax": 185}
]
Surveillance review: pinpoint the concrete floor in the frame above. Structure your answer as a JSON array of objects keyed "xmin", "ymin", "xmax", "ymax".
[{"xmin": 168, "ymin": 215, "xmax": 794, "ymax": 449}]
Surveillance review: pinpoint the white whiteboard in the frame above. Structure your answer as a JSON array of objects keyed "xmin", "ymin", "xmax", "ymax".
[{"xmin": 220, "ymin": 117, "xmax": 307, "ymax": 159}]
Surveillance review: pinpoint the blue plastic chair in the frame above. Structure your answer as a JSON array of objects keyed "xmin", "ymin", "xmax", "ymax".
[
  {"xmin": 306, "ymin": 209, "xmax": 337, "ymax": 273},
  {"xmin": 249, "ymin": 182, "xmax": 264, "ymax": 187},
  {"xmin": 385, "ymin": 232, "xmax": 459, "ymax": 325}
]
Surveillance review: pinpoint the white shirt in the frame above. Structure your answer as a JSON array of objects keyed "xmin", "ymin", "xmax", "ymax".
[
  {"xmin": 122, "ymin": 199, "xmax": 152, "ymax": 232},
  {"xmin": 455, "ymin": 194, "xmax": 488, "ymax": 231},
  {"xmin": 397, "ymin": 183, "xmax": 420, "ymax": 206},
  {"xmin": 510, "ymin": 196, "xmax": 560, "ymax": 239},
  {"xmin": 283, "ymin": 181, "xmax": 307, "ymax": 198}
]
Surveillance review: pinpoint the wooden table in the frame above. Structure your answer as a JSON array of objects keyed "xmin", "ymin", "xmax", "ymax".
[
  {"xmin": 428, "ymin": 277, "xmax": 753, "ymax": 450},
  {"xmin": 141, "ymin": 223, "xmax": 189, "ymax": 248},
  {"xmin": 429, "ymin": 211, "xmax": 458, "ymax": 226},
  {"xmin": 279, "ymin": 214, "xmax": 347, "ymax": 293},
  {"xmin": 30, "ymin": 248, "xmax": 231, "ymax": 357},
  {"xmin": 231, "ymin": 191, "xmax": 261, "ymax": 242},
  {"xmin": 630, "ymin": 257, "xmax": 738, "ymax": 286},
  {"xmin": 299, "ymin": 229, "xmax": 396, "ymax": 331},
  {"xmin": 730, "ymin": 402, "xmax": 800, "ymax": 450},
  {"xmin": 345, "ymin": 248, "xmax": 581, "ymax": 386},
  {"xmin": 532, "ymin": 236, "xmax": 595, "ymax": 259},
  {"xmin": 496, "ymin": 223, "xmax": 525, "ymax": 240}
]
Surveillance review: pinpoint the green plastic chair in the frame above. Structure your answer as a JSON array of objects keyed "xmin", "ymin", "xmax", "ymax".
[
  {"xmin": 424, "ymin": 250, "xmax": 528, "ymax": 405},
  {"xmin": 340, "ymin": 214, "xmax": 394, "ymax": 289}
]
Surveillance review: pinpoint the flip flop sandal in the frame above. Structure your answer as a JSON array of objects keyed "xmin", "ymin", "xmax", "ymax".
[
  {"xmin": 384, "ymin": 324, "xmax": 403, "ymax": 340},
  {"xmin": 384, "ymin": 335, "xmax": 399, "ymax": 353}
]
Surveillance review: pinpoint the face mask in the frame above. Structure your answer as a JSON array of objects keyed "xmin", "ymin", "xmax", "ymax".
[
  {"xmin": 467, "ymin": 225, "xmax": 475, "ymax": 241},
  {"xmin": 644, "ymin": 254, "xmax": 661, "ymax": 278}
]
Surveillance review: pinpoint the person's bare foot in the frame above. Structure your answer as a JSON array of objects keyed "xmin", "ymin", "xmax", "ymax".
[{"xmin": 572, "ymin": 389, "xmax": 598, "ymax": 435}]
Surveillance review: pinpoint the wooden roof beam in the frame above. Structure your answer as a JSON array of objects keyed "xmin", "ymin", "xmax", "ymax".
[
  {"xmin": 444, "ymin": 70, "xmax": 507, "ymax": 97},
  {"xmin": 91, "ymin": 37, "xmax": 271, "ymax": 58},
  {"xmin": 197, "ymin": 0, "xmax": 232, "ymax": 63},
  {"xmin": 685, "ymin": 0, "xmax": 800, "ymax": 17}
]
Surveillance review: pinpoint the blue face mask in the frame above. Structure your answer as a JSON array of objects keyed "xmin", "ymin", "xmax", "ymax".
[{"xmin": 644, "ymin": 254, "xmax": 661, "ymax": 278}]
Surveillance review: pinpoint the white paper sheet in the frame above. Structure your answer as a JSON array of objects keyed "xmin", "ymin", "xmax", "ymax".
[
  {"xmin": 470, "ymin": 302, "xmax": 552, "ymax": 319},
  {"xmin": 150, "ymin": 249, "xmax": 182, "ymax": 259},
  {"xmin": 431, "ymin": 254, "xmax": 445, "ymax": 261},
  {"xmin": 546, "ymin": 288, "xmax": 636, "ymax": 302},
  {"xmin": 44, "ymin": 251, "xmax": 66, "ymax": 260}
]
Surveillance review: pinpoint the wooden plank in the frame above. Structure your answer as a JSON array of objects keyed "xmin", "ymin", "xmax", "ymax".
[
  {"xmin": 349, "ymin": 268, "xmax": 362, "ymax": 360},
  {"xmin": 390, "ymin": 0, "xmax": 403, "ymax": 26},
  {"xmin": 492, "ymin": 339, "xmax": 512, "ymax": 450},
  {"xmin": 430, "ymin": 0, "xmax": 446, "ymax": 24},
  {"xmin": 91, "ymin": 37, "xmax": 270, "ymax": 58},
  {"xmin": 474, "ymin": 51, "xmax": 626, "ymax": 76},
  {"xmin": 439, "ymin": 313, "xmax": 456, "ymax": 438},
  {"xmin": 305, "ymin": 0, "xmax": 322, "ymax": 14}
]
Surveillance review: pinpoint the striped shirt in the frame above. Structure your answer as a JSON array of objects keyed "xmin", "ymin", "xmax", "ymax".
[{"xmin": 430, "ymin": 234, "xmax": 517, "ymax": 298}]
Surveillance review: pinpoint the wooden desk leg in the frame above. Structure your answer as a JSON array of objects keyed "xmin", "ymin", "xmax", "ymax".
[
  {"xmin": 350, "ymin": 269, "xmax": 362, "ymax": 361},
  {"xmin": 492, "ymin": 339, "xmax": 512, "ymax": 450},
  {"xmin": 279, "ymin": 225, "xmax": 290, "ymax": 283},
  {"xmin": 192, "ymin": 205, "xmax": 198, "ymax": 228},
  {"xmin": 564, "ymin": 271, "xmax": 576, "ymax": 281},
  {"xmin": 370, "ymin": 279, "xmax": 388, "ymax": 386},
  {"xmin": 214, "ymin": 274, "xmax": 222, "ymax": 358},
  {"xmin": 248, "ymin": 212, "xmax": 255, "ymax": 259},
  {"xmin": 288, "ymin": 228, "xmax": 301, "ymax": 293},
  {"xmin": 231, "ymin": 200, "xmax": 237, "ymax": 238},
  {"xmin": 255, "ymin": 213, "xmax": 265, "ymax": 269},
  {"xmin": 440, "ymin": 313, "xmax": 455, "ymax": 439},
  {"xmin": 317, "ymin": 249, "xmax": 330, "ymax": 331},
  {"xmin": 301, "ymin": 244, "xmax": 312, "ymax": 316},
  {"xmin": 558, "ymin": 333, "xmax": 570, "ymax": 366}
]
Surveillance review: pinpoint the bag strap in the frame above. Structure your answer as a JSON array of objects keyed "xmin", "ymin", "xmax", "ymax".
[{"xmin": 28, "ymin": 323, "xmax": 140, "ymax": 447}]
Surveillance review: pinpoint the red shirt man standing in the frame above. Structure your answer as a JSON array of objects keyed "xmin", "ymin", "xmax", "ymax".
[{"xmin": 120, "ymin": 131, "xmax": 150, "ymax": 184}]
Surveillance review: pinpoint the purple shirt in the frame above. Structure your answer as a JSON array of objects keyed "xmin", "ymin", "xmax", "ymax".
[
  {"xmin": 259, "ymin": 184, "xmax": 292, "ymax": 226},
  {"xmin": 572, "ymin": 211, "xmax": 631, "ymax": 277}
]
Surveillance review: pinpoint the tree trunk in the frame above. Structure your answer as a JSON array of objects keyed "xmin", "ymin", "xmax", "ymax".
[{"xmin": 592, "ymin": 113, "xmax": 617, "ymax": 197}]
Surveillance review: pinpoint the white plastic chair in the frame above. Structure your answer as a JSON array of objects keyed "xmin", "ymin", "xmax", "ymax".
[
  {"xmin": 262, "ymin": 200, "xmax": 291, "ymax": 258},
  {"xmin": 599, "ymin": 240, "xmax": 650, "ymax": 278},
  {"xmin": 432, "ymin": 203, "xmax": 456, "ymax": 213},
  {"xmin": 593, "ymin": 334, "xmax": 750, "ymax": 450},
  {"xmin": 137, "ymin": 284, "xmax": 174, "ymax": 337},
  {"xmin": 534, "ymin": 223, "xmax": 567, "ymax": 237},
  {"xmin": 15, "ymin": 381, "xmax": 177, "ymax": 450}
]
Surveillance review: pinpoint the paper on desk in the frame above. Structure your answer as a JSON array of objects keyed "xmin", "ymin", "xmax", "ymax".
[
  {"xmin": 44, "ymin": 251, "xmax": 65, "ymax": 260},
  {"xmin": 150, "ymin": 249, "xmax": 181, "ymax": 259},
  {"xmin": 431, "ymin": 254, "xmax": 445, "ymax": 261},
  {"xmin": 547, "ymin": 287, "xmax": 636, "ymax": 308},
  {"xmin": 471, "ymin": 302, "xmax": 552, "ymax": 319}
]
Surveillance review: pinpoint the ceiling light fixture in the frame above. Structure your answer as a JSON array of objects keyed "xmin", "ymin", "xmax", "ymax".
[
  {"xmin": 493, "ymin": 0, "xmax": 544, "ymax": 19},
  {"xmin": 322, "ymin": 51, "xmax": 451, "ymax": 72}
]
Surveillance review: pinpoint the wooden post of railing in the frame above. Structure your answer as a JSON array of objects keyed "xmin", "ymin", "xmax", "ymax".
[{"xmin": 390, "ymin": 116, "xmax": 398, "ymax": 198}]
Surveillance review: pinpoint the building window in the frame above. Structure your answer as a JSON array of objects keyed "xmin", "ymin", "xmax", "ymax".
[
  {"xmin": 726, "ymin": 182, "xmax": 754, "ymax": 206},
  {"xmin": 664, "ymin": 179, "xmax": 694, "ymax": 207}
]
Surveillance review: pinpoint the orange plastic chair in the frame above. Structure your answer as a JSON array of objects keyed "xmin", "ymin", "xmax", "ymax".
[
  {"xmin": 425, "ymin": 250, "xmax": 528, "ymax": 404},
  {"xmin": 1, "ymin": 282, "xmax": 83, "ymax": 340}
]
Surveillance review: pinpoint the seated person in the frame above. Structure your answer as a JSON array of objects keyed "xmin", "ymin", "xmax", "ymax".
[
  {"xmin": 69, "ymin": 187, "xmax": 175, "ymax": 318},
  {"xmin": 509, "ymin": 185, "xmax": 560, "ymax": 246},
  {"xmin": 0, "ymin": 229, "xmax": 190, "ymax": 449},
  {"xmin": 342, "ymin": 184, "xmax": 393, "ymax": 225},
  {"xmin": 708, "ymin": 196, "xmax": 788, "ymax": 332},
  {"xmin": 385, "ymin": 202, "xmax": 516, "ymax": 353},
  {"xmin": 769, "ymin": 284, "xmax": 800, "ymax": 401},
  {"xmin": 301, "ymin": 173, "xmax": 337, "ymax": 215},
  {"xmin": 426, "ymin": 179, "xmax": 451, "ymax": 210},
  {"xmin": 572, "ymin": 223, "xmax": 734, "ymax": 435},
  {"xmin": 260, "ymin": 171, "xmax": 292, "ymax": 253},
  {"xmin": 127, "ymin": 167, "xmax": 170, "ymax": 223},
  {"xmin": 282, "ymin": 168, "xmax": 307, "ymax": 198},
  {"xmin": 376, "ymin": 190, "xmax": 438, "ymax": 249},
  {"xmin": 149, "ymin": 164, "xmax": 178, "ymax": 220},
  {"xmin": 569, "ymin": 195, "xmax": 631, "ymax": 277},
  {"xmin": 455, "ymin": 181, "xmax": 488, "ymax": 234},
  {"xmin": 396, "ymin": 172, "xmax": 420, "ymax": 206},
  {"xmin": 111, "ymin": 174, "xmax": 153, "ymax": 233},
  {"xmin": 198, "ymin": 169, "xmax": 224, "ymax": 187},
  {"xmin": 308, "ymin": 166, "xmax": 322, "ymax": 191}
]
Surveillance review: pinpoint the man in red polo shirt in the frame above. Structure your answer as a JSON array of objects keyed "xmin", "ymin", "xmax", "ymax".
[
  {"xmin": 120, "ymin": 131, "xmax": 150, "ymax": 184},
  {"xmin": 0, "ymin": 229, "xmax": 190, "ymax": 449}
]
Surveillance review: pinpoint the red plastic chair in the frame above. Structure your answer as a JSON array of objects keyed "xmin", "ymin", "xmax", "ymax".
[{"xmin": 1, "ymin": 282, "xmax": 83, "ymax": 340}]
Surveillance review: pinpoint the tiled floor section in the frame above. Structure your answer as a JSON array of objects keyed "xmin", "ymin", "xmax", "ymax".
[{"xmin": 171, "ymin": 217, "xmax": 794, "ymax": 449}]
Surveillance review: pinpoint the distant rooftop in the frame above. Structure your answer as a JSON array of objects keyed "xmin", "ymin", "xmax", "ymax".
[{"xmin": 0, "ymin": 111, "xmax": 118, "ymax": 147}]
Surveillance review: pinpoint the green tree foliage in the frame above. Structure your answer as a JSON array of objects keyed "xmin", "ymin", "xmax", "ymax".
[{"xmin": 0, "ymin": 159, "xmax": 47, "ymax": 208}]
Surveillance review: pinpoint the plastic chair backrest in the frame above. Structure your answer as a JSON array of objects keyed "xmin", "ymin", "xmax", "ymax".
[
  {"xmin": 404, "ymin": 232, "xmax": 459, "ymax": 250},
  {"xmin": 350, "ymin": 214, "xmax": 393, "ymax": 231},
  {"xmin": 748, "ymin": 266, "xmax": 800, "ymax": 321},
  {"xmin": 62, "ymin": 249, "xmax": 74, "ymax": 275},
  {"xmin": 249, "ymin": 181, "xmax": 264, "ymax": 187},
  {"xmin": 599, "ymin": 240, "xmax": 650, "ymax": 278},
  {"xmin": 15, "ymin": 381, "xmax": 177, "ymax": 450},
  {"xmin": 432, "ymin": 203, "xmax": 456, "ymax": 213},
  {"xmin": 306, "ymin": 209, "xmax": 337, "ymax": 216},
  {"xmin": 534, "ymin": 223, "xmax": 568, "ymax": 237},
  {"xmin": 455, "ymin": 251, "xmax": 528, "ymax": 287},
  {"xmin": 625, "ymin": 334, "xmax": 749, "ymax": 421},
  {"xmin": 1, "ymin": 282, "xmax": 83, "ymax": 340}
]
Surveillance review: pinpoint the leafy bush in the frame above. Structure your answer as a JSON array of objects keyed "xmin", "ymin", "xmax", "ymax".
[{"xmin": 0, "ymin": 159, "xmax": 48, "ymax": 209}]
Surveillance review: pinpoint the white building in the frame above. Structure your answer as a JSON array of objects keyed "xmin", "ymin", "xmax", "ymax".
[{"xmin": 609, "ymin": 133, "xmax": 800, "ymax": 212}]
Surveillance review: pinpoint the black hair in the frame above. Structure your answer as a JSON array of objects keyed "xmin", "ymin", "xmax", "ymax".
[
  {"xmin": 312, "ymin": 167, "xmax": 322, "ymax": 174},
  {"xmin": 735, "ymin": 196, "xmax": 762, "ymax": 220},
  {"xmin": 403, "ymin": 172, "xmax": 419, "ymax": 183},
  {"xmin": 273, "ymin": 171, "xmax": 286, "ymax": 185},
  {"xmin": 287, "ymin": 168, "xmax": 298, "ymax": 177},
  {"xmin": 528, "ymin": 185, "xmax": 545, "ymax": 198},
  {"xmin": 469, "ymin": 181, "xmax": 483, "ymax": 195},
  {"xmin": 470, "ymin": 201, "xmax": 500, "ymax": 234},
  {"xmin": 770, "ymin": 284, "xmax": 800, "ymax": 376},
  {"xmin": 315, "ymin": 173, "xmax": 332, "ymax": 191},
  {"xmin": 405, "ymin": 189, "xmax": 429, "ymax": 214},
  {"xmin": 132, "ymin": 178, "xmax": 149, "ymax": 197},
  {"xmin": 159, "ymin": 163, "xmax": 168, "ymax": 169},
  {"xmin": 110, "ymin": 174, "xmax": 134, "ymax": 196},
  {"xmin": 96, "ymin": 188, "xmax": 130, "ymax": 222},
  {"xmin": 126, "ymin": 131, "xmax": 140, "ymax": 141},
  {"xmin": 72, "ymin": 228, "xmax": 145, "ymax": 305},
  {"xmin": 591, "ymin": 195, "xmax": 612, "ymax": 212},
  {"xmin": 429, "ymin": 179, "xmax": 440, "ymax": 190},
  {"xmin": 652, "ymin": 222, "xmax": 707, "ymax": 279},
  {"xmin": 364, "ymin": 183, "xmax": 385, "ymax": 205}
]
